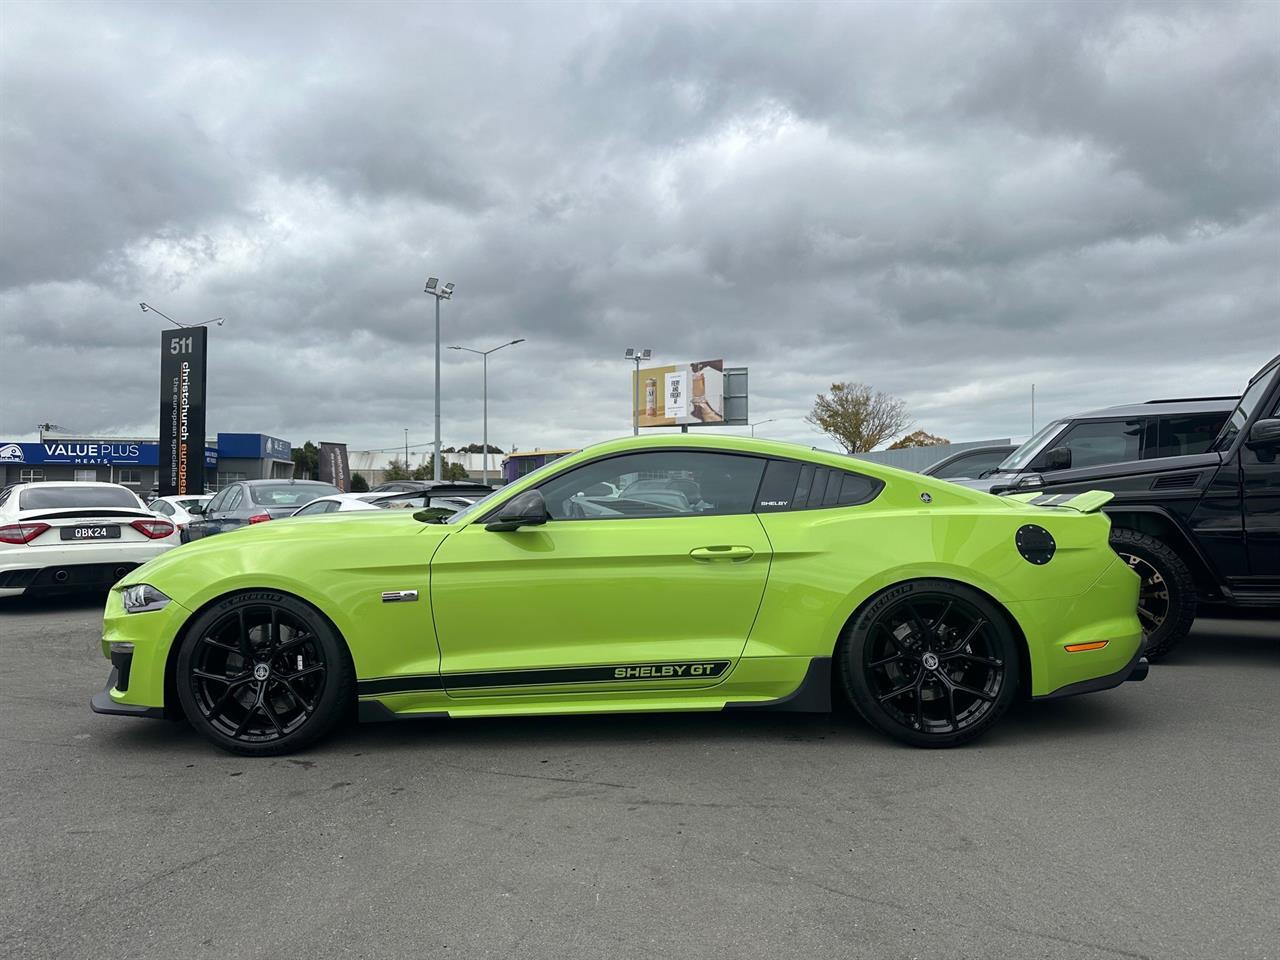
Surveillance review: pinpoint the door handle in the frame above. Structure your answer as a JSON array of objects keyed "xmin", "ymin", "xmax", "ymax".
[{"xmin": 690, "ymin": 545, "xmax": 755, "ymax": 562}]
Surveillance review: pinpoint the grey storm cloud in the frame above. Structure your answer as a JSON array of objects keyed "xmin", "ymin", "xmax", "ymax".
[{"xmin": 1, "ymin": 0, "xmax": 1276, "ymax": 455}]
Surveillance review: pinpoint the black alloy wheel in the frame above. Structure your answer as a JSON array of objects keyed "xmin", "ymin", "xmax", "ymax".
[
  {"xmin": 838, "ymin": 580, "xmax": 1020, "ymax": 748},
  {"xmin": 176, "ymin": 592, "xmax": 353, "ymax": 755}
]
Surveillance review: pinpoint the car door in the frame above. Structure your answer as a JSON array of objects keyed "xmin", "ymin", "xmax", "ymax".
[
  {"xmin": 429, "ymin": 449, "xmax": 772, "ymax": 698},
  {"xmin": 1243, "ymin": 389, "xmax": 1280, "ymax": 577},
  {"xmin": 187, "ymin": 487, "xmax": 228, "ymax": 540}
]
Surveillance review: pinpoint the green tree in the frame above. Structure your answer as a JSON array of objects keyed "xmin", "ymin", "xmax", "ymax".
[
  {"xmin": 350, "ymin": 473, "xmax": 370, "ymax": 492},
  {"xmin": 806, "ymin": 382, "xmax": 911, "ymax": 453},
  {"xmin": 291, "ymin": 441, "xmax": 319, "ymax": 479},
  {"xmin": 889, "ymin": 429, "xmax": 949, "ymax": 449},
  {"xmin": 383, "ymin": 457, "xmax": 411, "ymax": 481}
]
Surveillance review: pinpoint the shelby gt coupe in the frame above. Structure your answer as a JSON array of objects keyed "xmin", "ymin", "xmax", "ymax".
[{"xmin": 93, "ymin": 435, "xmax": 1147, "ymax": 754}]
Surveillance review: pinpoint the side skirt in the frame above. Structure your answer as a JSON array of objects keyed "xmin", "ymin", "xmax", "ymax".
[{"xmin": 722, "ymin": 657, "xmax": 832, "ymax": 713}]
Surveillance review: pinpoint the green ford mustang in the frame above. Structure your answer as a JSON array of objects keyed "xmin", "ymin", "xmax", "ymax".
[{"xmin": 92, "ymin": 434, "xmax": 1147, "ymax": 754}]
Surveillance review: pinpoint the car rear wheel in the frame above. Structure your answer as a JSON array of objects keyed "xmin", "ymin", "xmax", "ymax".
[
  {"xmin": 837, "ymin": 580, "xmax": 1021, "ymax": 748},
  {"xmin": 175, "ymin": 592, "xmax": 353, "ymax": 756},
  {"xmin": 1108, "ymin": 528, "xmax": 1197, "ymax": 660}
]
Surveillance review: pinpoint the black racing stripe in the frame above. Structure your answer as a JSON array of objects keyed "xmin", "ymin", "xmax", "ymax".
[
  {"xmin": 358, "ymin": 674, "xmax": 444, "ymax": 696},
  {"xmin": 358, "ymin": 660, "xmax": 732, "ymax": 697}
]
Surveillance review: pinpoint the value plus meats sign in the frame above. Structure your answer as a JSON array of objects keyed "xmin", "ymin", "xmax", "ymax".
[{"xmin": 159, "ymin": 327, "xmax": 208, "ymax": 497}]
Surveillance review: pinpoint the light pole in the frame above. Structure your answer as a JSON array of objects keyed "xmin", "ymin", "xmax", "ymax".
[
  {"xmin": 750, "ymin": 418, "xmax": 777, "ymax": 437},
  {"xmin": 423, "ymin": 278, "xmax": 455, "ymax": 481},
  {"xmin": 404, "ymin": 427, "xmax": 409, "ymax": 472},
  {"xmin": 449, "ymin": 339, "xmax": 525, "ymax": 484},
  {"xmin": 139, "ymin": 303, "xmax": 224, "ymax": 328},
  {"xmin": 624, "ymin": 348, "xmax": 652, "ymax": 435}
]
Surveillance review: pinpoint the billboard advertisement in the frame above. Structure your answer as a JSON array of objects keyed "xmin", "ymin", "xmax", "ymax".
[
  {"xmin": 159, "ymin": 327, "xmax": 208, "ymax": 497},
  {"xmin": 634, "ymin": 359, "xmax": 726, "ymax": 427},
  {"xmin": 318, "ymin": 442, "xmax": 351, "ymax": 492}
]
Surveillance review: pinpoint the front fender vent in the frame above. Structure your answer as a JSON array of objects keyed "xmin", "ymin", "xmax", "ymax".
[{"xmin": 1151, "ymin": 473, "xmax": 1197, "ymax": 490}]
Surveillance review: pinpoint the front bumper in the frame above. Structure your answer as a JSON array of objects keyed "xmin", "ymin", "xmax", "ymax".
[
  {"xmin": 93, "ymin": 587, "xmax": 190, "ymax": 717},
  {"xmin": 90, "ymin": 667, "xmax": 166, "ymax": 719}
]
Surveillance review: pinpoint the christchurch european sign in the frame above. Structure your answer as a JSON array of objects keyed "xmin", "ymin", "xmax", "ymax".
[{"xmin": 159, "ymin": 327, "xmax": 209, "ymax": 496}]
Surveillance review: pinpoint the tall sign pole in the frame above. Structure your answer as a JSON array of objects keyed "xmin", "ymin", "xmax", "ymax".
[{"xmin": 159, "ymin": 327, "xmax": 208, "ymax": 496}]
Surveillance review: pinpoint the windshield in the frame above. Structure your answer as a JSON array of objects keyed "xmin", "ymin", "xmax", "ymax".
[
  {"xmin": 248, "ymin": 483, "xmax": 341, "ymax": 506},
  {"xmin": 20, "ymin": 485, "xmax": 141, "ymax": 509},
  {"xmin": 994, "ymin": 420, "xmax": 1066, "ymax": 472},
  {"xmin": 1212, "ymin": 364, "xmax": 1276, "ymax": 451},
  {"xmin": 444, "ymin": 459, "xmax": 570, "ymax": 524}
]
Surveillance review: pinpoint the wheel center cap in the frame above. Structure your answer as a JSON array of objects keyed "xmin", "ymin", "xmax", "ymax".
[
  {"xmin": 921, "ymin": 652, "xmax": 940, "ymax": 671},
  {"xmin": 253, "ymin": 662, "xmax": 271, "ymax": 681}
]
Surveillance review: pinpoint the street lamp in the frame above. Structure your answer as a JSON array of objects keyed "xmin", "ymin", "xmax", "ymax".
[
  {"xmin": 138, "ymin": 303, "xmax": 225, "ymax": 328},
  {"xmin": 448, "ymin": 339, "xmax": 525, "ymax": 484},
  {"xmin": 424, "ymin": 278, "xmax": 455, "ymax": 482},
  {"xmin": 624, "ymin": 348, "xmax": 652, "ymax": 436},
  {"xmin": 750, "ymin": 418, "xmax": 777, "ymax": 437}
]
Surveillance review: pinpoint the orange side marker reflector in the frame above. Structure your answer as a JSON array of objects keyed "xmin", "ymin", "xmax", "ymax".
[{"xmin": 1065, "ymin": 641, "xmax": 1110, "ymax": 653}]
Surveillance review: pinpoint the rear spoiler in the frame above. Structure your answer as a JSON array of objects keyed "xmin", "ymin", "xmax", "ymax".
[{"xmin": 1001, "ymin": 490, "xmax": 1114, "ymax": 514}]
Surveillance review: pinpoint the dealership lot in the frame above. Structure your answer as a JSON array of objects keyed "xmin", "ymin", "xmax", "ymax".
[{"xmin": 1, "ymin": 598, "xmax": 1276, "ymax": 960}]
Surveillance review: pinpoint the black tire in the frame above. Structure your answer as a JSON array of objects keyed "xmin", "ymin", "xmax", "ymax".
[
  {"xmin": 836, "ymin": 580, "xmax": 1021, "ymax": 748},
  {"xmin": 175, "ymin": 591, "xmax": 354, "ymax": 756},
  {"xmin": 1109, "ymin": 528, "xmax": 1197, "ymax": 660}
]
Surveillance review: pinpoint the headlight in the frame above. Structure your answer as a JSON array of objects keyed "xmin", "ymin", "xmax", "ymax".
[{"xmin": 121, "ymin": 583, "xmax": 171, "ymax": 614}]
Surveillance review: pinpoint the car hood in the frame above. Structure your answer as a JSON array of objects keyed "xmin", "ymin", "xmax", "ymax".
[{"xmin": 117, "ymin": 509, "xmax": 448, "ymax": 591}]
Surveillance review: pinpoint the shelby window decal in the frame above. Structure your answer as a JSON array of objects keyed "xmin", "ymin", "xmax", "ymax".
[{"xmin": 358, "ymin": 660, "xmax": 731, "ymax": 696}]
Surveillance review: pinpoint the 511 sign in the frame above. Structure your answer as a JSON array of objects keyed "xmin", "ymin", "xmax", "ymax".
[{"xmin": 158, "ymin": 327, "xmax": 208, "ymax": 497}]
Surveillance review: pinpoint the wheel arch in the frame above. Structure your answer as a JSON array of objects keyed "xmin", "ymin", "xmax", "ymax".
[
  {"xmin": 829, "ymin": 576, "xmax": 1032, "ymax": 706},
  {"xmin": 163, "ymin": 587, "xmax": 358, "ymax": 718},
  {"xmin": 1104, "ymin": 505, "xmax": 1220, "ymax": 600}
]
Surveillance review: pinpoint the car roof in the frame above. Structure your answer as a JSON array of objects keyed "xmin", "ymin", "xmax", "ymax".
[
  {"xmin": 11, "ymin": 480, "xmax": 130, "ymax": 489},
  {"xmin": 239, "ymin": 479, "xmax": 335, "ymax": 486},
  {"xmin": 1066, "ymin": 397, "xmax": 1237, "ymax": 420}
]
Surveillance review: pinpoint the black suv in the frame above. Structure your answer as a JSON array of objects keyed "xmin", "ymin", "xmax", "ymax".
[
  {"xmin": 965, "ymin": 399, "xmax": 1235, "ymax": 493},
  {"xmin": 967, "ymin": 355, "xmax": 1280, "ymax": 658}
]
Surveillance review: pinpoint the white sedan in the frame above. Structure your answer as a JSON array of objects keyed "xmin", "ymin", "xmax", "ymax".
[
  {"xmin": 289, "ymin": 491, "xmax": 484, "ymax": 517},
  {"xmin": 149, "ymin": 494, "xmax": 213, "ymax": 533},
  {"xmin": 0, "ymin": 482, "xmax": 180, "ymax": 598}
]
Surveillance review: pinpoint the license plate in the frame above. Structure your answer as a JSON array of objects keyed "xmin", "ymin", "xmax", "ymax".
[{"xmin": 60, "ymin": 525, "xmax": 121, "ymax": 541}]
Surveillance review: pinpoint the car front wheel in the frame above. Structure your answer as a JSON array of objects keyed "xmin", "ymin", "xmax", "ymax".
[{"xmin": 175, "ymin": 591, "xmax": 354, "ymax": 756}]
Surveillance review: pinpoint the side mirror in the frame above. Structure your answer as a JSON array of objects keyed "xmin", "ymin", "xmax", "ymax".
[
  {"xmin": 1042, "ymin": 447, "xmax": 1072, "ymax": 471},
  {"xmin": 1245, "ymin": 418, "xmax": 1280, "ymax": 450},
  {"xmin": 485, "ymin": 489, "xmax": 548, "ymax": 532},
  {"xmin": 187, "ymin": 504, "xmax": 205, "ymax": 515}
]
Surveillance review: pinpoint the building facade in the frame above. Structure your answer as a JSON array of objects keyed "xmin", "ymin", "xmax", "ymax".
[{"xmin": 0, "ymin": 431, "xmax": 293, "ymax": 494}]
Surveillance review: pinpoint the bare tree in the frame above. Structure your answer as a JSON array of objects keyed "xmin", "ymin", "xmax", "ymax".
[{"xmin": 806, "ymin": 382, "xmax": 911, "ymax": 453}]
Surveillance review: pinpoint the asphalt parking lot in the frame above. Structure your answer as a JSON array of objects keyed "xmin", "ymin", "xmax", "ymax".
[{"xmin": 1, "ymin": 596, "xmax": 1276, "ymax": 960}]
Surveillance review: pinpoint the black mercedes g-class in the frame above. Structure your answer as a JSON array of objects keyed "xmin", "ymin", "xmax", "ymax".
[{"xmin": 966, "ymin": 354, "xmax": 1280, "ymax": 658}]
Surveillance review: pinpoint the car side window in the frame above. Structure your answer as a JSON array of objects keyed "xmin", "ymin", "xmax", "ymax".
[
  {"xmin": 1037, "ymin": 419, "xmax": 1144, "ymax": 470},
  {"xmin": 755, "ymin": 459, "xmax": 884, "ymax": 512},
  {"xmin": 205, "ymin": 489, "xmax": 229, "ymax": 514},
  {"xmin": 537, "ymin": 451, "xmax": 767, "ymax": 520},
  {"xmin": 152, "ymin": 501, "xmax": 173, "ymax": 516},
  {"xmin": 1150, "ymin": 413, "xmax": 1230, "ymax": 459},
  {"xmin": 224, "ymin": 487, "xmax": 244, "ymax": 512},
  {"xmin": 295, "ymin": 501, "xmax": 332, "ymax": 515}
]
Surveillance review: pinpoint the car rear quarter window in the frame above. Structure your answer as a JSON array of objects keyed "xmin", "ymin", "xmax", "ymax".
[{"xmin": 755, "ymin": 459, "xmax": 883, "ymax": 512}]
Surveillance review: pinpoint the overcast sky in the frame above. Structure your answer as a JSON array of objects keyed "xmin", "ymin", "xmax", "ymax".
[{"xmin": 1, "ymin": 0, "xmax": 1276, "ymax": 457}]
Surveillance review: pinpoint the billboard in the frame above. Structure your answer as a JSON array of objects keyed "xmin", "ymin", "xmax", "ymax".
[
  {"xmin": 634, "ymin": 359, "xmax": 727, "ymax": 428},
  {"xmin": 159, "ymin": 327, "xmax": 208, "ymax": 497},
  {"xmin": 318, "ymin": 442, "xmax": 351, "ymax": 492}
]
